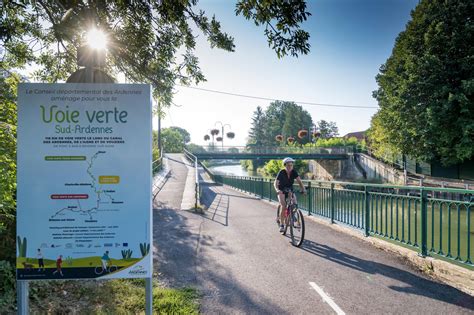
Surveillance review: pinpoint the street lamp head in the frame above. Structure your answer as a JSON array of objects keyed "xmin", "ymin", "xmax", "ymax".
[{"xmin": 86, "ymin": 28, "xmax": 108, "ymax": 50}]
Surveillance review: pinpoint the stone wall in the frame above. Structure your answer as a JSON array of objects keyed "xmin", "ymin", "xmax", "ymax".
[
  {"xmin": 307, "ymin": 156, "xmax": 365, "ymax": 181},
  {"xmin": 307, "ymin": 154, "xmax": 404, "ymax": 184},
  {"xmin": 356, "ymin": 154, "xmax": 405, "ymax": 184}
]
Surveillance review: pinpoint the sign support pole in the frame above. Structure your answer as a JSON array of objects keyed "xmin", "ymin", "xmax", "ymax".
[
  {"xmin": 145, "ymin": 277, "xmax": 153, "ymax": 314},
  {"xmin": 17, "ymin": 281, "xmax": 29, "ymax": 314}
]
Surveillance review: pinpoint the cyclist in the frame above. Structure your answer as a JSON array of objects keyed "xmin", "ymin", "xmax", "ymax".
[
  {"xmin": 274, "ymin": 157, "xmax": 306, "ymax": 232},
  {"xmin": 101, "ymin": 251, "xmax": 111, "ymax": 272}
]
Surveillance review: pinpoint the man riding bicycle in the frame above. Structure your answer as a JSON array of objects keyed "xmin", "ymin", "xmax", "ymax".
[{"xmin": 274, "ymin": 157, "xmax": 306, "ymax": 232}]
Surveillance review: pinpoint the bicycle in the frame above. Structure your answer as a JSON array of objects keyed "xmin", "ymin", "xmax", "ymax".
[
  {"xmin": 94, "ymin": 262, "xmax": 118, "ymax": 275},
  {"xmin": 276, "ymin": 188, "xmax": 305, "ymax": 247}
]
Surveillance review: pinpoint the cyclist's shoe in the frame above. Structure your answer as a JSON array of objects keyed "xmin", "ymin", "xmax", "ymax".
[{"xmin": 279, "ymin": 224, "xmax": 285, "ymax": 232}]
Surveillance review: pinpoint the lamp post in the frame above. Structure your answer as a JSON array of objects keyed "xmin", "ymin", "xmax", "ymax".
[
  {"xmin": 208, "ymin": 128, "xmax": 219, "ymax": 148},
  {"xmin": 157, "ymin": 103, "xmax": 162, "ymax": 155},
  {"xmin": 215, "ymin": 121, "xmax": 231, "ymax": 149}
]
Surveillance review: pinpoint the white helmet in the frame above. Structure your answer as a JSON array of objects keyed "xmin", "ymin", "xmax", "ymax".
[{"xmin": 282, "ymin": 157, "xmax": 295, "ymax": 165}]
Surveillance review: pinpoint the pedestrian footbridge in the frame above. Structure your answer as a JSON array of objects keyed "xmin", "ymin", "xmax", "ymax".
[{"xmin": 187, "ymin": 146, "xmax": 352, "ymax": 160}]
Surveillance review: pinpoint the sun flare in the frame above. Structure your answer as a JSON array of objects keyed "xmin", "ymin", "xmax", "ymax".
[{"xmin": 86, "ymin": 28, "xmax": 107, "ymax": 50}]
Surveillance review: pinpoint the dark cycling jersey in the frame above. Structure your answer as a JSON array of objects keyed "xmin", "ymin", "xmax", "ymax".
[{"xmin": 276, "ymin": 169, "xmax": 299, "ymax": 191}]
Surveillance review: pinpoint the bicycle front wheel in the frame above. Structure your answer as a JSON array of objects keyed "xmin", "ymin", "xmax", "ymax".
[{"xmin": 290, "ymin": 209, "xmax": 305, "ymax": 247}]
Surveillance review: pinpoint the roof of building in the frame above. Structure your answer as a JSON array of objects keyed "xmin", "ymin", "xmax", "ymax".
[{"xmin": 343, "ymin": 131, "xmax": 366, "ymax": 140}]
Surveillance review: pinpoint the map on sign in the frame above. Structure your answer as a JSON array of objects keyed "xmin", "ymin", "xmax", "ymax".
[{"xmin": 50, "ymin": 151, "xmax": 124, "ymax": 221}]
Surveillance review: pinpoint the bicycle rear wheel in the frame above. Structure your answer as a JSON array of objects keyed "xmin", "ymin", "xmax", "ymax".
[
  {"xmin": 94, "ymin": 266, "xmax": 103, "ymax": 275},
  {"xmin": 290, "ymin": 209, "xmax": 305, "ymax": 247}
]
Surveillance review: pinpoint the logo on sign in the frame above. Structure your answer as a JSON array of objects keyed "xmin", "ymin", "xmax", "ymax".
[{"xmin": 128, "ymin": 265, "xmax": 147, "ymax": 276}]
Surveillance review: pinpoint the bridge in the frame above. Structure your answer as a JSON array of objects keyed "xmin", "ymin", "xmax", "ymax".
[
  {"xmin": 153, "ymin": 154, "xmax": 474, "ymax": 314},
  {"xmin": 187, "ymin": 145, "xmax": 353, "ymax": 160}
]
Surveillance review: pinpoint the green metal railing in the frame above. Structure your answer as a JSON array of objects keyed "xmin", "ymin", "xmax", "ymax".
[
  {"xmin": 152, "ymin": 158, "xmax": 162, "ymax": 176},
  {"xmin": 207, "ymin": 173, "xmax": 473, "ymax": 267},
  {"xmin": 188, "ymin": 145, "xmax": 353, "ymax": 160},
  {"xmin": 189, "ymin": 145, "xmax": 354, "ymax": 154},
  {"xmin": 152, "ymin": 150, "xmax": 163, "ymax": 176},
  {"xmin": 184, "ymin": 149, "xmax": 200, "ymax": 210}
]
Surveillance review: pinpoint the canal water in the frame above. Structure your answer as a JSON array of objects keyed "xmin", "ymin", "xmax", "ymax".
[{"xmin": 210, "ymin": 164, "xmax": 261, "ymax": 177}]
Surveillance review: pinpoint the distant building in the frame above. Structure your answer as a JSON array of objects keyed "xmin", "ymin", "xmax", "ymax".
[{"xmin": 343, "ymin": 131, "xmax": 366, "ymax": 141}]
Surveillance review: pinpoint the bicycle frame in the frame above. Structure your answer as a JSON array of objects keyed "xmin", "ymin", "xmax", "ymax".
[{"xmin": 283, "ymin": 190, "xmax": 297, "ymax": 217}]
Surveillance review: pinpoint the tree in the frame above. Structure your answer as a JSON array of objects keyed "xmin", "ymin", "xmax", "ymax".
[
  {"xmin": 262, "ymin": 101, "xmax": 286, "ymax": 146},
  {"xmin": 1, "ymin": 1, "xmax": 311, "ymax": 105},
  {"xmin": 161, "ymin": 128, "xmax": 185, "ymax": 153},
  {"xmin": 366, "ymin": 112, "xmax": 400, "ymax": 160},
  {"xmin": 247, "ymin": 106, "xmax": 266, "ymax": 145},
  {"xmin": 281, "ymin": 104, "xmax": 312, "ymax": 143},
  {"xmin": 0, "ymin": 72, "xmax": 19, "ymax": 263},
  {"xmin": 236, "ymin": 0, "xmax": 311, "ymax": 58},
  {"xmin": 260, "ymin": 101, "xmax": 313, "ymax": 146},
  {"xmin": 168, "ymin": 126, "xmax": 191, "ymax": 143},
  {"xmin": 186, "ymin": 143, "xmax": 206, "ymax": 153},
  {"xmin": 371, "ymin": 0, "xmax": 474, "ymax": 165},
  {"xmin": 317, "ymin": 120, "xmax": 339, "ymax": 139}
]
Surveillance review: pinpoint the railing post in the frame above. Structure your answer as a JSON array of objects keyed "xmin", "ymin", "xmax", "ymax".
[
  {"xmin": 330, "ymin": 183, "xmax": 335, "ymax": 224},
  {"xmin": 260, "ymin": 178, "xmax": 264, "ymax": 199},
  {"xmin": 269, "ymin": 180, "xmax": 273, "ymax": 201},
  {"xmin": 364, "ymin": 185, "xmax": 370, "ymax": 237},
  {"xmin": 307, "ymin": 182, "xmax": 312, "ymax": 216},
  {"xmin": 419, "ymin": 189, "xmax": 428, "ymax": 257}
]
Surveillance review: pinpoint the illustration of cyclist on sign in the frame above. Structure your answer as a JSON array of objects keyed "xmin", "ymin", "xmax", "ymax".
[{"xmin": 95, "ymin": 251, "xmax": 118, "ymax": 275}]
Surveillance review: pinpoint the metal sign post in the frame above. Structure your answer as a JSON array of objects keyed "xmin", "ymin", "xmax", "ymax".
[
  {"xmin": 146, "ymin": 277, "xmax": 153, "ymax": 314},
  {"xmin": 17, "ymin": 281, "xmax": 29, "ymax": 314}
]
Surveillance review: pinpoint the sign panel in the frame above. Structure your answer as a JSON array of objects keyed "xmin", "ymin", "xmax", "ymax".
[{"xmin": 17, "ymin": 83, "xmax": 152, "ymax": 280}]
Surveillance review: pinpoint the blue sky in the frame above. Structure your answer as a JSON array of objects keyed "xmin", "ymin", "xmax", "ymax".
[{"xmin": 162, "ymin": 0, "xmax": 418, "ymax": 145}]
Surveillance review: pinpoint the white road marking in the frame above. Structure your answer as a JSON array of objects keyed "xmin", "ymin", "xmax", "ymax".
[{"xmin": 309, "ymin": 282, "xmax": 346, "ymax": 315}]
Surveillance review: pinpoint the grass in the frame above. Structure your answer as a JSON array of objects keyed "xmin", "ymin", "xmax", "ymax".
[{"xmin": 27, "ymin": 278, "xmax": 199, "ymax": 314}]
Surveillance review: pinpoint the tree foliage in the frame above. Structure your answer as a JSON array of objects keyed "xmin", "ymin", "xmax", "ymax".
[
  {"xmin": 260, "ymin": 159, "xmax": 307, "ymax": 177},
  {"xmin": 168, "ymin": 126, "xmax": 191, "ymax": 143},
  {"xmin": 161, "ymin": 128, "xmax": 185, "ymax": 153},
  {"xmin": 371, "ymin": 0, "xmax": 474, "ymax": 166},
  {"xmin": 316, "ymin": 120, "xmax": 339, "ymax": 139},
  {"xmin": 235, "ymin": 0, "xmax": 311, "ymax": 58},
  {"xmin": 257, "ymin": 101, "xmax": 313, "ymax": 146},
  {"xmin": 0, "ymin": 72, "xmax": 19, "ymax": 263},
  {"xmin": 247, "ymin": 106, "xmax": 266, "ymax": 145},
  {"xmin": 1, "ymin": 0, "xmax": 311, "ymax": 105}
]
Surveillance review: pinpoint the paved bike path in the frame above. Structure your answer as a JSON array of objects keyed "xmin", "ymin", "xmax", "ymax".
[{"xmin": 153, "ymin": 158, "xmax": 474, "ymax": 314}]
